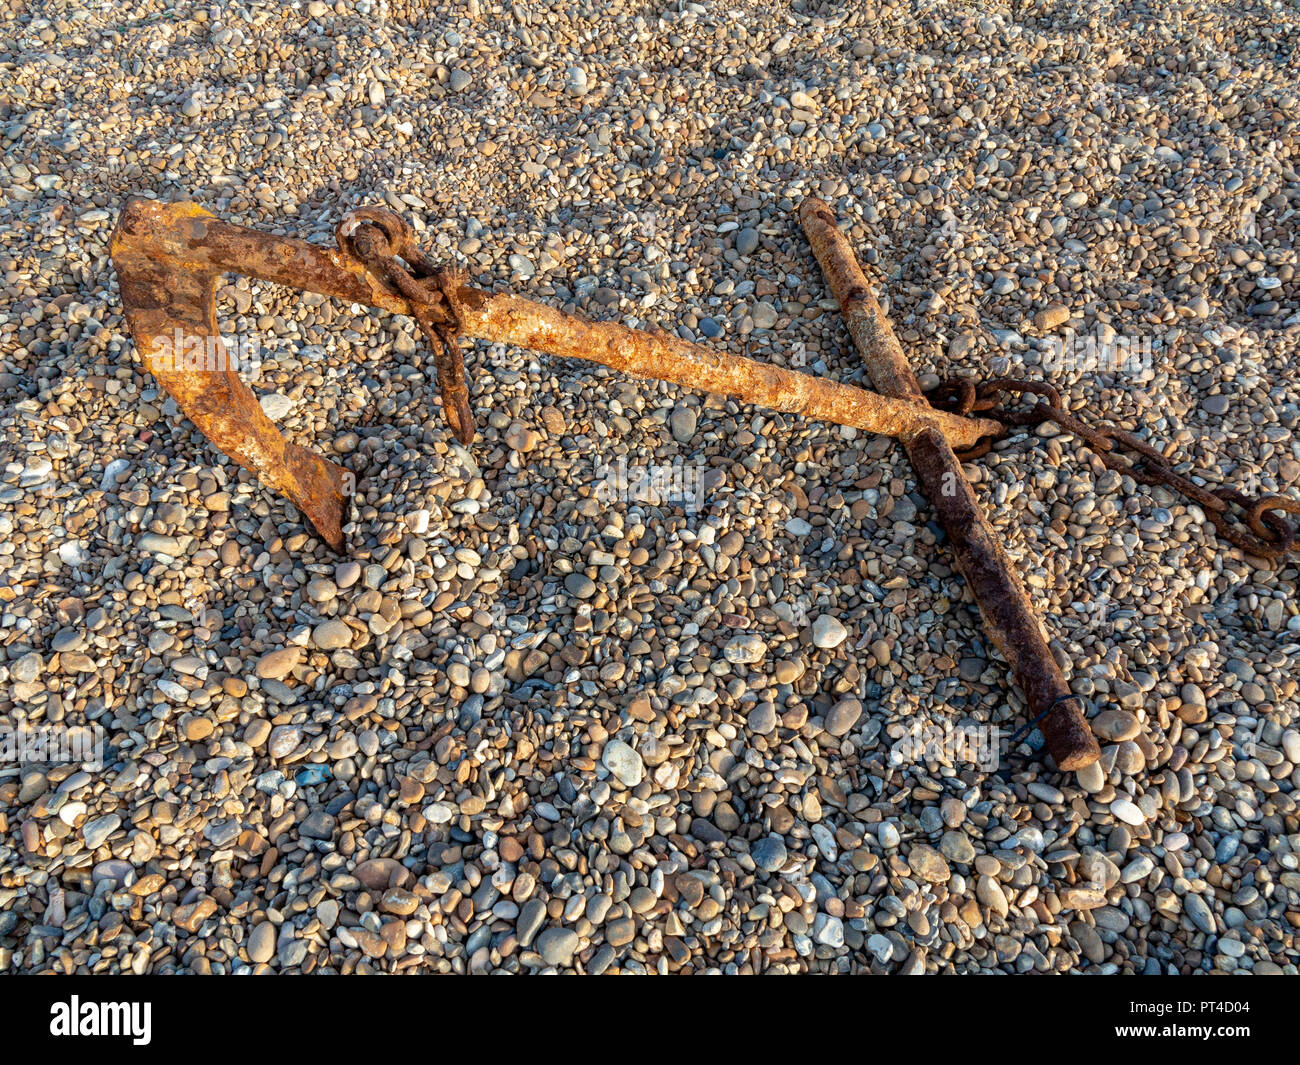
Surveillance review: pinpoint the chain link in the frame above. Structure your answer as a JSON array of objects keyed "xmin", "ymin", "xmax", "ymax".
[
  {"xmin": 925, "ymin": 376, "xmax": 1300, "ymax": 560},
  {"xmin": 335, "ymin": 207, "xmax": 475, "ymax": 444}
]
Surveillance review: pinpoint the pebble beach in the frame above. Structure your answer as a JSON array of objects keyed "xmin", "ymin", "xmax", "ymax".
[{"xmin": 1, "ymin": 0, "xmax": 1298, "ymax": 974}]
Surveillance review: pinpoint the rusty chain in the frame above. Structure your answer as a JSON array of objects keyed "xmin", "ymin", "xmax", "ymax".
[
  {"xmin": 335, "ymin": 207, "xmax": 475, "ymax": 444},
  {"xmin": 924, "ymin": 375, "xmax": 1300, "ymax": 560}
]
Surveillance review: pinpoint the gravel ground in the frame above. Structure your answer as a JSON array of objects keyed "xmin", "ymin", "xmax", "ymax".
[{"xmin": 2, "ymin": 0, "xmax": 1299, "ymax": 974}]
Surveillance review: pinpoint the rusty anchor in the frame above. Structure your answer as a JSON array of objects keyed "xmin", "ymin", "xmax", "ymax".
[
  {"xmin": 110, "ymin": 197, "xmax": 999, "ymax": 555},
  {"xmin": 111, "ymin": 193, "xmax": 1300, "ymax": 774}
]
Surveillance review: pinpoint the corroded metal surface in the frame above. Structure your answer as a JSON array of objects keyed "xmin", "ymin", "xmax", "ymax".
[
  {"xmin": 910, "ymin": 429, "xmax": 1101, "ymax": 771},
  {"xmin": 800, "ymin": 196, "xmax": 1101, "ymax": 772},
  {"xmin": 110, "ymin": 199, "xmax": 354, "ymax": 550},
  {"xmin": 337, "ymin": 208, "xmax": 475, "ymax": 445},
  {"xmin": 795, "ymin": 202, "xmax": 927, "ymax": 408},
  {"xmin": 928, "ymin": 375, "xmax": 1300, "ymax": 560},
  {"xmin": 444, "ymin": 284, "xmax": 998, "ymax": 449},
  {"xmin": 111, "ymin": 196, "xmax": 1001, "ymax": 553}
]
